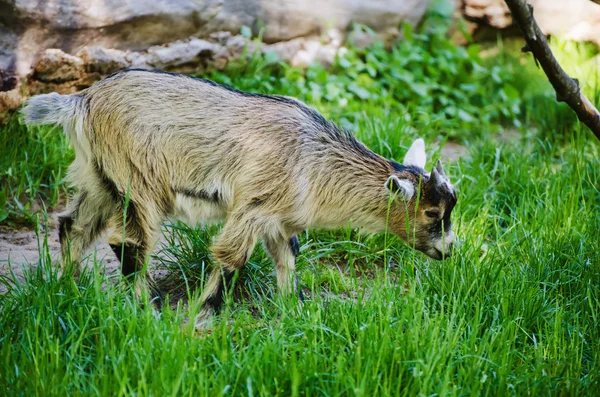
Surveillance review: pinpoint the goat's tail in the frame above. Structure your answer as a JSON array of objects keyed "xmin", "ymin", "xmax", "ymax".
[
  {"xmin": 21, "ymin": 92, "xmax": 84, "ymax": 128},
  {"xmin": 21, "ymin": 92, "xmax": 92, "ymax": 161}
]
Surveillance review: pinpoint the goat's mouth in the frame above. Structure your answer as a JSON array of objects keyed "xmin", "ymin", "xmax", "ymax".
[{"xmin": 422, "ymin": 247, "xmax": 450, "ymax": 260}]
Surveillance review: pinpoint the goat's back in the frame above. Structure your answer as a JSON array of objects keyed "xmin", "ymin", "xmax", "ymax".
[{"xmin": 81, "ymin": 70, "xmax": 340, "ymax": 216}]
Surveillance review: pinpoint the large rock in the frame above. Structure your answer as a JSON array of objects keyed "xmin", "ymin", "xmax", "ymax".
[
  {"xmin": 462, "ymin": 0, "xmax": 600, "ymax": 45},
  {"xmin": 0, "ymin": 0, "xmax": 429, "ymax": 84},
  {"xmin": 0, "ymin": 0, "xmax": 430, "ymax": 114}
]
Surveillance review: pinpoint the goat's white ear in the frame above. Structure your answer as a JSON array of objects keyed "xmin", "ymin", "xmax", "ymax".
[
  {"xmin": 385, "ymin": 176, "xmax": 414, "ymax": 201},
  {"xmin": 403, "ymin": 138, "xmax": 426, "ymax": 168}
]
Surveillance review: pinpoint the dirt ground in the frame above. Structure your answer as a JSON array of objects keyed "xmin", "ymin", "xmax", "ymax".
[
  {"xmin": 0, "ymin": 142, "xmax": 469, "ymax": 294},
  {"xmin": 0, "ymin": 213, "xmax": 123, "ymax": 293}
]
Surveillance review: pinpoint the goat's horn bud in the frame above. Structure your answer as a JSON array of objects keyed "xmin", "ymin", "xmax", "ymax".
[
  {"xmin": 435, "ymin": 159, "xmax": 446, "ymax": 176},
  {"xmin": 430, "ymin": 166, "xmax": 442, "ymax": 185}
]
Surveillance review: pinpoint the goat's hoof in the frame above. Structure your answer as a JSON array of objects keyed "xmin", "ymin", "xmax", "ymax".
[{"xmin": 194, "ymin": 307, "xmax": 215, "ymax": 331}]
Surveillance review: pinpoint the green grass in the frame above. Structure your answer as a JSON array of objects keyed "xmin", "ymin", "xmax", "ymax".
[
  {"xmin": 1, "ymin": 11, "xmax": 600, "ymax": 396},
  {"xmin": 0, "ymin": 119, "xmax": 72, "ymax": 224}
]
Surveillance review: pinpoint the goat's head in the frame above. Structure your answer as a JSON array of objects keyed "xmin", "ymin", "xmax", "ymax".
[{"xmin": 384, "ymin": 138, "xmax": 457, "ymax": 260}]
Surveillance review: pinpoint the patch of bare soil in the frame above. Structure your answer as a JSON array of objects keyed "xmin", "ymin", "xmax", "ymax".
[
  {"xmin": 0, "ymin": 213, "xmax": 168, "ymax": 294},
  {"xmin": 440, "ymin": 141, "xmax": 469, "ymax": 163}
]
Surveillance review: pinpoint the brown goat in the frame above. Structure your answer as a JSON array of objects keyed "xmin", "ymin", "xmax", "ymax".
[{"xmin": 21, "ymin": 69, "xmax": 457, "ymax": 326}]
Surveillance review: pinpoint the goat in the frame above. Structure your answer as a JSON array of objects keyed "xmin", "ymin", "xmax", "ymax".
[{"xmin": 21, "ymin": 69, "xmax": 457, "ymax": 325}]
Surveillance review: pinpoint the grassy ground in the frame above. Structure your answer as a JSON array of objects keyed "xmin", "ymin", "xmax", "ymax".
[{"xmin": 1, "ymin": 12, "xmax": 599, "ymax": 396}]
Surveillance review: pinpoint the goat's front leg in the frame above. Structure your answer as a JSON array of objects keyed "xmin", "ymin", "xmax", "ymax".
[
  {"xmin": 264, "ymin": 234, "xmax": 303, "ymax": 301},
  {"xmin": 196, "ymin": 216, "xmax": 259, "ymax": 327}
]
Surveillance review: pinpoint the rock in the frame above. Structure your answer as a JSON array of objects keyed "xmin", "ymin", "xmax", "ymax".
[
  {"xmin": 463, "ymin": 0, "xmax": 512, "ymax": 27},
  {"xmin": 33, "ymin": 49, "xmax": 85, "ymax": 83},
  {"xmin": 461, "ymin": 0, "xmax": 600, "ymax": 46},
  {"xmin": 0, "ymin": 0, "xmax": 429, "ymax": 78},
  {"xmin": 0, "ymin": 89, "xmax": 23, "ymax": 120},
  {"xmin": 144, "ymin": 39, "xmax": 219, "ymax": 70},
  {"xmin": 0, "ymin": 69, "xmax": 17, "ymax": 92},
  {"xmin": 225, "ymin": 35, "xmax": 260, "ymax": 59},
  {"xmin": 0, "ymin": 0, "xmax": 431, "ymax": 113},
  {"xmin": 77, "ymin": 47, "xmax": 130, "ymax": 75},
  {"xmin": 268, "ymin": 29, "xmax": 344, "ymax": 67},
  {"xmin": 10, "ymin": 32, "xmax": 347, "ymax": 103}
]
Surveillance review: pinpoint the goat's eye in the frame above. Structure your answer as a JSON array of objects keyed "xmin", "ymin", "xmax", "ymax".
[{"xmin": 425, "ymin": 210, "xmax": 440, "ymax": 219}]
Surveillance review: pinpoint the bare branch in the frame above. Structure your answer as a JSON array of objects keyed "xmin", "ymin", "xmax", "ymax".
[
  {"xmin": 591, "ymin": 0, "xmax": 600, "ymax": 5},
  {"xmin": 504, "ymin": 0, "xmax": 600, "ymax": 140}
]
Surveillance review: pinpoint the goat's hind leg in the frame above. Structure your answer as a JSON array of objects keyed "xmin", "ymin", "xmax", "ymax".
[
  {"xmin": 108, "ymin": 201, "xmax": 163, "ymax": 304},
  {"xmin": 58, "ymin": 191, "xmax": 110, "ymax": 277}
]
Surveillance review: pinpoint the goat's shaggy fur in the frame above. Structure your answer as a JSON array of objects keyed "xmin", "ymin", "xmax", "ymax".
[{"xmin": 22, "ymin": 69, "xmax": 456, "ymax": 325}]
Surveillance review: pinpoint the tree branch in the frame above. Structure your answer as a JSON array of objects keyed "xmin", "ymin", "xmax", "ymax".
[{"xmin": 504, "ymin": 0, "xmax": 600, "ymax": 140}]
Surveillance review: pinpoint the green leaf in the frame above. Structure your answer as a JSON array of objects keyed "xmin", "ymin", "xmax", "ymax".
[
  {"xmin": 337, "ymin": 56, "xmax": 352, "ymax": 70},
  {"xmin": 457, "ymin": 109, "xmax": 475, "ymax": 123},
  {"xmin": 240, "ymin": 25, "xmax": 252, "ymax": 39},
  {"xmin": 467, "ymin": 44, "xmax": 482, "ymax": 60},
  {"xmin": 347, "ymin": 83, "xmax": 370, "ymax": 100},
  {"xmin": 402, "ymin": 23, "xmax": 414, "ymax": 41},
  {"xmin": 0, "ymin": 190, "xmax": 8, "ymax": 222},
  {"xmin": 262, "ymin": 51, "xmax": 280, "ymax": 66},
  {"xmin": 503, "ymin": 84, "xmax": 520, "ymax": 101},
  {"xmin": 411, "ymin": 83, "xmax": 429, "ymax": 97}
]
